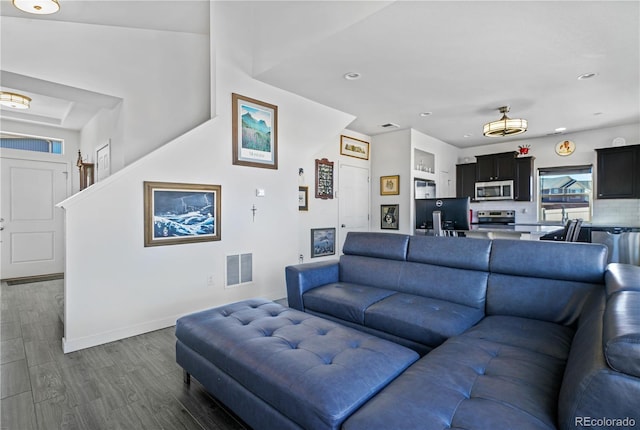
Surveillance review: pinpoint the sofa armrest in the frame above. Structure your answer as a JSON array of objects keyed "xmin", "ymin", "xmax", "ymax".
[
  {"xmin": 285, "ymin": 261, "xmax": 339, "ymax": 311},
  {"xmin": 605, "ymin": 263, "xmax": 640, "ymax": 297}
]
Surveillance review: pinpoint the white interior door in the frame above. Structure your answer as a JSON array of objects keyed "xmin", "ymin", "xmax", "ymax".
[
  {"xmin": 338, "ymin": 163, "xmax": 370, "ymax": 254},
  {"xmin": 0, "ymin": 157, "xmax": 68, "ymax": 280}
]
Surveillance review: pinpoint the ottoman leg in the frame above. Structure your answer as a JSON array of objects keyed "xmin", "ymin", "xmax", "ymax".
[{"xmin": 183, "ymin": 370, "xmax": 191, "ymax": 385}]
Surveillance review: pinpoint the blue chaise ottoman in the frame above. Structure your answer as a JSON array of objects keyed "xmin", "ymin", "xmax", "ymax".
[{"xmin": 175, "ymin": 298, "xmax": 419, "ymax": 430}]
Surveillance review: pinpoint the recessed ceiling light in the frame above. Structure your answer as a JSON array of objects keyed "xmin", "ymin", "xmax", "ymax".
[
  {"xmin": 419, "ymin": 112, "xmax": 433, "ymax": 117},
  {"xmin": 578, "ymin": 72, "xmax": 598, "ymax": 80},
  {"xmin": 555, "ymin": 127, "xmax": 567, "ymax": 132},
  {"xmin": 593, "ymin": 112, "xmax": 604, "ymax": 116},
  {"xmin": 463, "ymin": 134, "xmax": 473, "ymax": 138},
  {"xmin": 344, "ymin": 72, "xmax": 361, "ymax": 81}
]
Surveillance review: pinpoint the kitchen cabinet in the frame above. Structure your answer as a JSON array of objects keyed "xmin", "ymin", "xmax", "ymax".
[
  {"xmin": 456, "ymin": 163, "xmax": 476, "ymax": 200},
  {"xmin": 596, "ymin": 145, "xmax": 640, "ymax": 199},
  {"xmin": 476, "ymin": 152, "xmax": 518, "ymax": 181},
  {"xmin": 514, "ymin": 156, "xmax": 534, "ymax": 201}
]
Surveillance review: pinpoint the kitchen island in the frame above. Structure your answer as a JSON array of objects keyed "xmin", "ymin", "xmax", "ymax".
[{"xmin": 415, "ymin": 224, "xmax": 562, "ymax": 241}]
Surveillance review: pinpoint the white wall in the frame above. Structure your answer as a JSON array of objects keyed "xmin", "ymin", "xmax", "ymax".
[
  {"xmin": 371, "ymin": 128, "xmax": 461, "ymax": 234},
  {"xmin": 58, "ymin": 2, "xmax": 355, "ymax": 352},
  {"xmin": 1, "ymin": 16, "xmax": 210, "ymax": 169},
  {"xmin": 458, "ymin": 123, "xmax": 640, "ymax": 224}
]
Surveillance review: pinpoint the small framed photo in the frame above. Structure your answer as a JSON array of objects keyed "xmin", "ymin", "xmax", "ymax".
[
  {"xmin": 380, "ymin": 175, "xmax": 400, "ymax": 195},
  {"xmin": 340, "ymin": 135, "xmax": 370, "ymax": 160},
  {"xmin": 381, "ymin": 204, "xmax": 399, "ymax": 230},
  {"xmin": 298, "ymin": 186, "xmax": 309, "ymax": 211},
  {"xmin": 144, "ymin": 181, "xmax": 221, "ymax": 247},
  {"xmin": 232, "ymin": 93, "xmax": 278, "ymax": 169},
  {"xmin": 311, "ymin": 228, "xmax": 336, "ymax": 258}
]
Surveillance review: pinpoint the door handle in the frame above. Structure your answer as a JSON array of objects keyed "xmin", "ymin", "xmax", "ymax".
[{"xmin": 341, "ymin": 224, "xmax": 346, "ymax": 228}]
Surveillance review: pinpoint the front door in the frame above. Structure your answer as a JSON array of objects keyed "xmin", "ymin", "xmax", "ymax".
[
  {"xmin": 338, "ymin": 163, "xmax": 370, "ymax": 254},
  {"xmin": 0, "ymin": 157, "xmax": 68, "ymax": 280}
]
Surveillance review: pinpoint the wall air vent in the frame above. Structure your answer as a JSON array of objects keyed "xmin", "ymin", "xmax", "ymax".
[
  {"xmin": 225, "ymin": 253, "xmax": 253, "ymax": 288},
  {"xmin": 380, "ymin": 123, "xmax": 400, "ymax": 129}
]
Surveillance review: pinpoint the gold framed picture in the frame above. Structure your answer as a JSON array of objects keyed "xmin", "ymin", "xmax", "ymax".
[
  {"xmin": 144, "ymin": 181, "xmax": 221, "ymax": 247},
  {"xmin": 380, "ymin": 175, "xmax": 400, "ymax": 195},
  {"xmin": 340, "ymin": 135, "xmax": 370, "ymax": 160}
]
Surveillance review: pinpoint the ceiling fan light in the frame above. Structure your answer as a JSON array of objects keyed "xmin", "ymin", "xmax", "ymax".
[
  {"xmin": 0, "ymin": 92, "xmax": 32, "ymax": 109},
  {"xmin": 12, "ymin": 0, "xmax": 60, "ymax": 15},
  {"xmin": 483, "ymin": 106, "xmax": 528, "ymax": 137}
]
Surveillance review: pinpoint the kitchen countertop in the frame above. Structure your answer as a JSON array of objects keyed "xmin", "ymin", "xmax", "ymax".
[{"xmin": 468, "ymin": 224, "xmax": 562, "ymax": 234}]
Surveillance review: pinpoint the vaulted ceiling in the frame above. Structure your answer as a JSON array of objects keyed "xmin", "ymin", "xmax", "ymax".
[{"xmin": 1, "ymin": 1, "xmax": 638, "ymax": 148}]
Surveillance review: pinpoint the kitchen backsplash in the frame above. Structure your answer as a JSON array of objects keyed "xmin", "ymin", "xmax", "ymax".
[
  {"xmin": 592, "ymin": 199, "xmax": 640, "ymax": 226},
  {"xmin": 470, "ymin": 199, "xmax": 640, "ymax": 226}
]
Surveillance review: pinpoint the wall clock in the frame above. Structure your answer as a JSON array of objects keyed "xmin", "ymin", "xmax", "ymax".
[{"xmin": 555, "ymin": 140, "xmax": 576, "ymax": 156}]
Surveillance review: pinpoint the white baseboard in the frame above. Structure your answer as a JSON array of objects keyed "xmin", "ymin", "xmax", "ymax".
[{"xmin": 62, "ymin": 314, "xmax": 180, "ymax": 353}]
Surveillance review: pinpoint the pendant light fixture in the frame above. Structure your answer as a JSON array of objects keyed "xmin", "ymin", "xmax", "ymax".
[
  {"xmin": 0, "ymin": 92, "xmax": 32, "ymax": 110},
  {"xmin": 12, "ymin": 0, "xmax": 60, "ymax": 14},
  {"xmin": 483, "ymin": 106, "xmax": 528, "ymax": 137}
]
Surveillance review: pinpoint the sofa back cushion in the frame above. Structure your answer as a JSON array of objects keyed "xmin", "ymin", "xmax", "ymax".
[
  {"xmin": 603, "ymin": 290, "xmax": 640, "ymax": 378},
  {"xmin": 487, "ymin": 240, "xmax": 607, "ymax": 325},
  {"xmin": 340, "ymin": 255, "xmax": 407, "ymax": 290},
  {"xmin": 407, "ymin": 236, "xmax": 492, "ymax": 271},
  {"xmin": 397, "ymin": 262, "xmax": 488, "ymax": 310},
  {"xmin": 343, "ymin": 232, "xmax": 409, "ymax": 261}
]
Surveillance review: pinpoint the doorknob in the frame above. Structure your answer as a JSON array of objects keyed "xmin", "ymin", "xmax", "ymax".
[{"xmin": 341, "ymin": 224, "xmax": 346, "ymax": 228}]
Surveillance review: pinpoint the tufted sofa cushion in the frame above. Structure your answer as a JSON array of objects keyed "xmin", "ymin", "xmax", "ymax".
[
  {"xmin": 175, "ymin": 298, "xmax": 419, "ymax": 430},
  {"xmin": 343, "ymin": 315, "xmax": 574, "ymax": 430}
]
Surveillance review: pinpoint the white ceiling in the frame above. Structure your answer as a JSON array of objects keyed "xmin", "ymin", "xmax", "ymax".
[{"xmin": 1, "ymin": 1, "xmax": 638, "ymax": 148}]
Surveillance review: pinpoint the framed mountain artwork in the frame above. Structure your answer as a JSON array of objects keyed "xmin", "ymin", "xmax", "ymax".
[{"xmin": 232, "ymin": 93, "xmax": 278, "ymax": 169}]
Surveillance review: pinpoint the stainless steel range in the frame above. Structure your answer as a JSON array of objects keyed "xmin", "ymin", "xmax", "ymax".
[{"xmin": 476, "ymin": 210, "xmax": 515, "ymax": 225}]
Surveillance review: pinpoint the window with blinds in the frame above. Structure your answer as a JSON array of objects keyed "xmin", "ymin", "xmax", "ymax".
[
  {"xmin": 0, "ymin": 132, "xmax": 63, "ymax": 154},
  {"xmin": 538, "ymin": 165, "xmax": 593, "ymax": 222}
]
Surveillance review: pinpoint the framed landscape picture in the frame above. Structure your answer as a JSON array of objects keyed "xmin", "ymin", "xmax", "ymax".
[
  {"xmin": 144, "ymin": 181, "xmax": 221, "ymax": 247},
  {"xmin": 381, "ymin": 204, "xmax": 399, "ymax": 230},
  {"xmin": 311, "ymin": 227, "xmax": 335, "ymax": 258},
  {"xmin": 380, "ymin": 175, "xmax": 400, "ymax": 195},
  {"xmin": 232, "ymin": 93, "xmax": 278, "ymax": 169},
  {"xmin": 340, "ymin": 135, "xmax": 370, "ymax": 160}
]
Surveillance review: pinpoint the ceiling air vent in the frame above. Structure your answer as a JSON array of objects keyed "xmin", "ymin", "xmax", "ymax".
[{"xmin": 380, "ymin": 122, "xmax": 400, "ymax": 129}]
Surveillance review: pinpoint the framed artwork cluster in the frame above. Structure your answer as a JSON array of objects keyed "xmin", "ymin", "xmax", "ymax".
[{"xmin": 380, "ymin": 174, "xmax": 400, "ymax": 229}]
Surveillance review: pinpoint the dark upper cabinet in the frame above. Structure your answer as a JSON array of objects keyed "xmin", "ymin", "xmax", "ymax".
[
  {"xmin": 514, "ymin": 157, "xmax": 534, "ymax": 201},
  {"xmin": 476, "ymin": 152, "xmax": 518, "ymax": 181},
  {"xmin": 456, "ymin": 163, "xmax": 477, "ymax": 200},
  {"xmin": 596, "ymin": 145, "xmax": 640, "ymax": 199}
]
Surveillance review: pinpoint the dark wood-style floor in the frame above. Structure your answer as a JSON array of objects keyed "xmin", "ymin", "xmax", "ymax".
[{"xmin": 0, "ymin": 279, "xmax": 248, "ymax": 430}]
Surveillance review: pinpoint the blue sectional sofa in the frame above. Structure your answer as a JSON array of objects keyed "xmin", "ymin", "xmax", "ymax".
[
  {"xmin": 176, "ymin": 232, "xmax": 640, "ymax": 430},
  {"xmin": 284, "ymin": 232, "xmax": 640, "ymax": 429}
]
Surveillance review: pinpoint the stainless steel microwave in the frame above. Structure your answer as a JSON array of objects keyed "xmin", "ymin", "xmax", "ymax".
[{"xmin": 475, "ymin": 180, "xmax": 514, "ymax": 201}]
